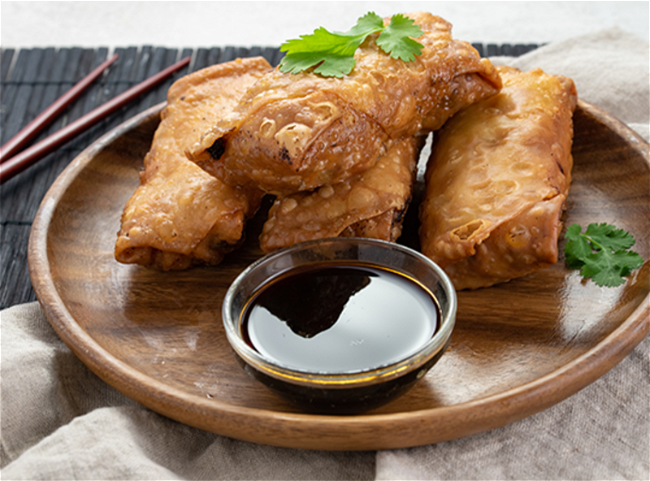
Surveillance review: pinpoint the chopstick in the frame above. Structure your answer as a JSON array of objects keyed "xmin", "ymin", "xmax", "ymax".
[
  {"xmin": 0, "ymin": 55, "xmax": 191, "ymax": 185},
  {"xmin": 0, "ymin": 53, "xmax": 119, "ymax": 162}
]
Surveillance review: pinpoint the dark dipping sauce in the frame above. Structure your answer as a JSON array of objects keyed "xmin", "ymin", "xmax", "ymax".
[{"xmin": 241, "ymin": 263, "xmax": 441, "ymax": 373}]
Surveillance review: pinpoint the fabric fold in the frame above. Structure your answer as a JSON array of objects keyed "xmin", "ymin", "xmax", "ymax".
[{"xmin": 1, "ymin": 27, "xmax": 648, "ymax": 481}]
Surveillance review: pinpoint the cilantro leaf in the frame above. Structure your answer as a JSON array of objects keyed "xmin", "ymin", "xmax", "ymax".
[
  {"xmin": 564, "ymin": 224, "xmax": 593, "ymax": 270},
  {"xmin": 376, "ymin": 13, "xmax": 424, "ymax": 61},
  {"xmin": 280, "ymin": 51, "xmax": 357, "ymax": 78},
  {"xmin": 582, "ymin": 250, "xmax": 644, "ymax": 287},
  {"xmin": 584, "ymin": 222, "xmax": 636, "ymax": 251},
  {"xmin": 344, "ymin": 11, "xmax": 385, "ymax": 37},
  {"xmin": 563, "ymin": 222, "xmax": 644, "ymax": 287},
  {"xmin": 279, "ymin": 12, "xmax": 424, "ymax": 77}
]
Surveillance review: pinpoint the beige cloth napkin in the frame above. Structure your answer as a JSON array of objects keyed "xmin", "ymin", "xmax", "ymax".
[
  {"xmin": 376, "ymin": 27, "xmax": 650, "ymax": 481},
  {"xmin": 1, "ymin": 28, "xmax": 648, "ymax": 480}
]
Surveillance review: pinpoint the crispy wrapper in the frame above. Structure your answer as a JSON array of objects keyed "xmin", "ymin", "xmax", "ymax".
[
  {"xmin": 188, "ymin": 12, "xmax": 501, "ymax": 195},
  {"xmin": 419, "ymin": 66, "xmax": 578, "ymax": 290},
  {"xmin": 114, "ymin": 58, "xmax": 271, "ymax": 270},
  {"xmin": 260, "ymin": 136, "xmax": 425, "ymax": 253}
]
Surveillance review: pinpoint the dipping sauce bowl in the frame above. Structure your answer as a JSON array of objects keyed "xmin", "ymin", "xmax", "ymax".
[{"xmin": 222, "ymin": 237, "xmax": 457, "ymax": 414}]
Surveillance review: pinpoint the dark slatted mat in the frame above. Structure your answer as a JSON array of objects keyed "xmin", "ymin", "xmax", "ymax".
[
  {"xmin": 0, "ymin": 43, "xmax": 537, "ymax": 308},
  {"xmin": 471, "ymin": 42, "xmax": 541, "ymax": 58}
]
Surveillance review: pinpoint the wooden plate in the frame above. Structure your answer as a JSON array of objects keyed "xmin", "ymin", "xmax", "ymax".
[{"xmin": 28, "ymin": 100, "xmax": 649, "ymax": 451}]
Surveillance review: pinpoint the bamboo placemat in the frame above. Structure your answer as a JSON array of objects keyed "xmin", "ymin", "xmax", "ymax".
[{"xmin": 0, "ymin": 43, "xmax": 538, "ymax": 308}]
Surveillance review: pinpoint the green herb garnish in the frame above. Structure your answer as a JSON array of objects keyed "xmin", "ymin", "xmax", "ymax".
[
  {"xmin": 564, "ymin": 222, "xmax": 644, "ymax": 287},
  {"xmin": 279, "ymin": 12, "xmax": 424, "ymax": 78}
]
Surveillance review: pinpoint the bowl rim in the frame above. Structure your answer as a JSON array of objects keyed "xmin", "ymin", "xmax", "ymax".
[{"xmin": 222, "ymin": 237, "xmax": 457, "ymax": 388}]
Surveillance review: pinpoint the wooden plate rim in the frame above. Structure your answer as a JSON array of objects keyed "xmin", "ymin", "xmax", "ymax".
[{"xmin": 28, "ymin": 100, "xmax": 650, "ymax": 451}]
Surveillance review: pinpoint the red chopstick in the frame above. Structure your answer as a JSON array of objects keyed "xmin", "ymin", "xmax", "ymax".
[
  {"xmin": 0, "ymin": 53, "xmax": 119, "ymax": 162},
  {"xmin": 0, "ymin": 55, "xmax": 191, "ymax": 185}
]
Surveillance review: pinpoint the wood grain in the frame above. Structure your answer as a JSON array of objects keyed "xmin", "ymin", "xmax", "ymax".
[
  {"xmin": 28, "ymin": 100, "xmax": 649, "ymax": 450},
  {"xmin": 0, "ymin": 46, "xmax": 282, "ymax": 308}
]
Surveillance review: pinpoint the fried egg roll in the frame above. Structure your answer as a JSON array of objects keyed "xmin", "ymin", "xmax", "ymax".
[
  {"xmin": 188, "ymin": 12, "xmax": 501, "ymax": 195},
  {"xmin": 259, "ymin": 136, "xmax": 425, "ymax": 252},
  {"xmin": 115, "ymin": 57, "xmax": 271, "ymax": 270},
  {"xmin": 419, "ymin": 66, "xmax": 577, "ymax": 290}
]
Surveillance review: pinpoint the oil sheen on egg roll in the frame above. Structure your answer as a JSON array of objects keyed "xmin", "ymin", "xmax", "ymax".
[
  {"xmin": 419, "ymin": 66, "xmax": 577, "ymax": 290},
  {"xmin": 114, "ymin": 57, "xmax": 271, "ymax": 270},
  {"xmin": 188, "ymin": 12, "xmax": 501, "ymax": 195},
  {"xmin": 259, "ymin": 136, "xmax": 425, "ymax": 253}
]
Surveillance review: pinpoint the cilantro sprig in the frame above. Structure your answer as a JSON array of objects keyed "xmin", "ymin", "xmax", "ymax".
[
  {"xmin": 279, "ymin": 12, "xmax": 424, "ymax": 78},
  {"xmin": 564, "ymin": 223, "xmax": 644, "ymax": 287}
]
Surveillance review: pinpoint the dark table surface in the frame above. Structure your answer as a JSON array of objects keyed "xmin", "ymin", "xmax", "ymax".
[{"xmin": 0, "ymin": 42, "xmax": 537, "ymax": 309}]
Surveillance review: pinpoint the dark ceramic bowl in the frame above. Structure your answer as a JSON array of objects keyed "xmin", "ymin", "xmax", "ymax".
[{"xmin": 222, "ymin": 237, "xmax": 457, "ymax": 414}]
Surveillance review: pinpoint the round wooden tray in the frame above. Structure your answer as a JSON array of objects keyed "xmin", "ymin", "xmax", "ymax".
[{"xmin": 28, "ymin": 100, "xmax": 649, "ymax": 451}]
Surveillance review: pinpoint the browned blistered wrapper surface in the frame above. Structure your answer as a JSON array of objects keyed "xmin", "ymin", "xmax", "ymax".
[
  {"xmin": 260, "ymin": 136, "xmax": 425, "ymax": 253},
  {"xmin": 419, "ymin": 66, "xmax": 578, "ymax": 289},
  {"xmin": 189, "ymin": 12, "xmax": 501, "ymax": 195},
  {"xmin": 115, "ymin": 57, "xmax": 270, "ymax": 270}
]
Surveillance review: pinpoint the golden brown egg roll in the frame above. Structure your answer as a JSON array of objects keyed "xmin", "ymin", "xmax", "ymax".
[
  {"xmin": 259, "ymin": 136, "xmax": 425, "ymax": 253},
  {"xmin": 114, "ymin": 57, "xmax": 271, "ymax": 270},
  {"xmin": 419, "ymin": 66, "xmax": 577, "ymax": 290},
  {"xmin": 188, "ymin": 12, "xmax": 501, "ymax": 195}
]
